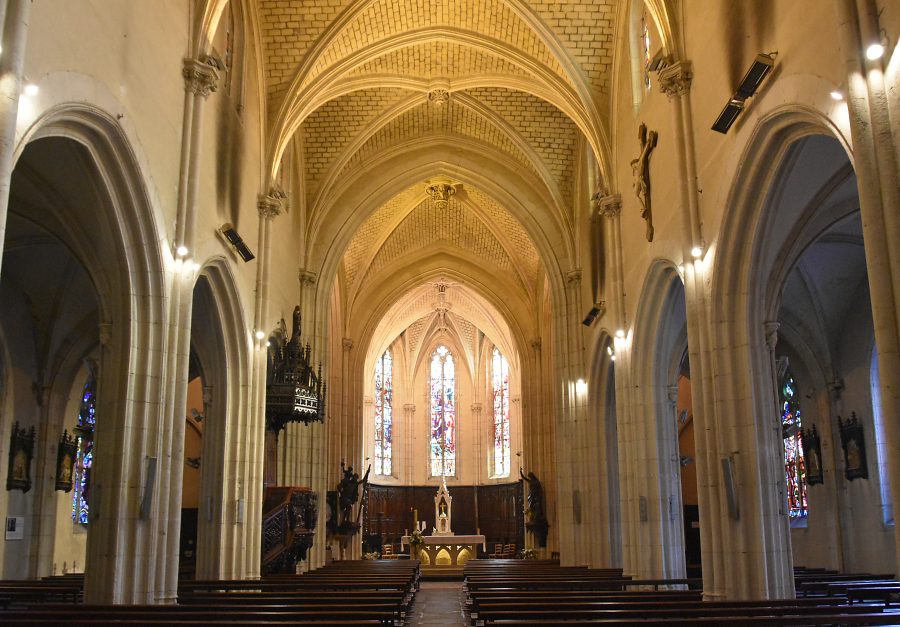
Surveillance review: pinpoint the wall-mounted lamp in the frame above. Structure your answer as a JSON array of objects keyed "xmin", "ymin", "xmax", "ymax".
[
  {"xmin": 615, "ymin": 329, "xmax": 626, "ymax": 339},
  {"xmin": 254, "ymin": 330, "xmax": 266, "ymax": 340},
  {"xmin": 829, "ymin": 90, "xmax": 844, "ymax": 101},
  {"xmin": 581, "ymin": 302, "xmax": 605, "ymax": 327},
  {"xmin": 176, "ymin": 245, "xmax": 189, "ymax": 257},
  {"xmin": 575, "ymin": 379, "xmax": 587, "ymax": 394},
  {"xmin": 712, "ymin": 53, "xmax": 776, "ymax": 134},
  {"xmin": 23, "ymin": 83, "xmax": 38, "ymax": 97},
  {"xmin": 690, "ymin": 246, "xmax": 703, "ymax": 259},
  {"xmin": 219, "ymin": 223, "xmax": 255, "ymax": 262},
  {"xmin": 866, "ymin": 43, "xmax": 884, "ymax": 60}
]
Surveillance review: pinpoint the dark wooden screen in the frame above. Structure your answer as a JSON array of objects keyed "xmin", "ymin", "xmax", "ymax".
[{"xmin": 364, "ymin": 481, "xmax": 524, "ymax": 553}]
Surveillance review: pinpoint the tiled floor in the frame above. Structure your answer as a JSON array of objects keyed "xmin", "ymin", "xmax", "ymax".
[{"xmin": 407, "ymin": 581, "xmax": 467, "ymax": 626}]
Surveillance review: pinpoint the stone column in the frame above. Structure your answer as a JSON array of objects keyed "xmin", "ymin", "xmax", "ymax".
[
  {"xmin": 403, "ymin": 403, "xmax": 416, "ymax": 484},
  {"xmin": 0, "ymin": 0, "xmax": 31, "ymax": 275},
  {"xmin": 834, "ymin": 0, "xmax": 900, "ymax": 576},
  {"xmin": 246, "ymin": 190, "xmax": 284, "ymax": 578}
]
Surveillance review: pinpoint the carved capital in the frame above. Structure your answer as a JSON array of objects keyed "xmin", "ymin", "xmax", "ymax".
[
  {"xmin": 470, "ymin": 402, "xmax": 483, "ymax": 413},
  {"xmin": 299, "ymin": 270, "xmax": 317, "ymax": 287},
  {"xmin": 530, "ymin": 338, "xmax": 542, "ymax": 351},
  {"xmin": 658, "ymin": 61, "xmax": 693, "ymax": 99},
  {"xmin": 403, "ymin": 403, "xmax": 416, "ymax": 413},
  {"xmin": 511, "ymin": 395, "xmax": 521, "ymax": 405},
  {"xmin": 593, "ymin": 193, "xmax": 623, "ymax": 219},
  {"xmin": 566, "ymin": 269, "xmax": 582, "ymax": 284},
  {"xmin": 342, "ymin": 338, "xmax": 354, "ymax": 352},
  {"xmin": 182, "ymin": 57, "xmax": 219, "ymax": 98},
  {"xmin": 763, "ymin": 321, "xmax": 780, "ymax": 352},
  {"xmin": 258, "ymin": 186, "xmax": 287, "ymax": 219}
]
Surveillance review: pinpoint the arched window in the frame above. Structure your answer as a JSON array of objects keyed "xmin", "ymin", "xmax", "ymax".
[
  {"xmin": 374, "ymin": 348, "xmax": 393, "ymax": 476},
  {"xmin": 871, "ymin": 348, "xmax": 894, "ymax": 525},
  {"xmin": 780, "ymin": 369, "xmax": 808, "ymax": 520},
  {"xmin": 430, "ymin": 345, "xmax": 456, "ymax": 477},
  {"xmin": 640, "ymin": 8, "xmax": 652, "ymax": 90},
  {"xmin": 72, "ymin": 370, "xmax": 96, "ymax": 525},
  {"xmin": 491, "ymin": 348, "xmax": 510, "ymax": 478}
]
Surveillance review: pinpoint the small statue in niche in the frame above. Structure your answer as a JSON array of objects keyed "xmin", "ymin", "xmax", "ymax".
[
  {"xmin": 838, "ymin": 412, "xmax": 869, "ymax": 481},
  {"xmin": 630, "ymin": 123, "xmax": 658, "ymax": 242},
  {"xmin": 800, "ymin": 424, "xmax": 824, "ymax": 486}
]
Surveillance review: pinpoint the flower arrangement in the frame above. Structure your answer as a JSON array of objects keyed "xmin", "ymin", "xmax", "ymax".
[
  {"xmin": 362, "ymin": 551, "xmax": 381, "ymax": 560},
  {"xmin": 521, "ymin": 548, "xmax": 537, "ymax": 560},
  {"xmin": 409, "ymin": 528, "xmax": 425, "ymax": 557}
]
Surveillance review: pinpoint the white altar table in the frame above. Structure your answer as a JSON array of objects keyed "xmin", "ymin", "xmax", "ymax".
[{"xmin": 400, "ymin": 534, "xmax": 486, "ymax": 566}]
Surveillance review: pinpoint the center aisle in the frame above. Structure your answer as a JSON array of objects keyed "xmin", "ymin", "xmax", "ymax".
[{"xmin": 407, "ymin": 581, "xmax": 467, "ymax": 626}]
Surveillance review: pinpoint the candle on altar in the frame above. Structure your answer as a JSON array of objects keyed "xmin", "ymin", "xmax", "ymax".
[{"xmin": 413, "ymin": 509, "xmax": 418, "ymax": 528}]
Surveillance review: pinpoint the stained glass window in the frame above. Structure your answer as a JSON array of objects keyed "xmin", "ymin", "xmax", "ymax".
[
  {"xmin": 430, "ymin": 345, "xmax": 456, "ymax": 477},
  {"xmin": 780, "ymin": 370, "xmax": 808, "ymax": 519},
  {"xmin": 374, "ymin": 348, "xmax": 393, "ymax": 476},
  {"xmin": 641, "ymin": 9, "xmax": 652, "ymax": 89},
  {"xmin": 491, "ymin": 348, "xmax": 510, "ymax": 478},
  {"xmin": 72, "ymin": 373, "xmax": 96, "ymax": 525}
]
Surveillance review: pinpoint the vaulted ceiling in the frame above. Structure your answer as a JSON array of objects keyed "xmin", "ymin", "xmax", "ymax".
[{"xmin": 251, "ymin": 0, "xmax": 622, "ymax": 350}]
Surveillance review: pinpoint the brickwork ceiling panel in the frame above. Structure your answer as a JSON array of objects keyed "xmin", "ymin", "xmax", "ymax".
[
  {"xmin": 362, "ymin": 197, "xmax": 518, "ymax": 285},
  {"xmin": 465, "ymin": 186, "xmax": 541, "ymax": 287},
  {"xmin": 260, "ymin": 0, "xmax": 351, "ymax": 99},
  {"xmin": 346, "ymin": 40, "xmax": 534, "ymax": 80},
  {"xmin": 466, "ymin": 87, "xmax": 578, "ymax": 208},
  {"xmin": 336, "ymin": 100, "xmax": 538, "ymax": 184},
  {"xmin": 301, "ymin": 0, "xmax": 570, "ymax": 91},
  {"xmin": 528, "ymin": 0, "xmax": 617, "ymax": 96},
  {"xmin": 302, "ymin": 87, "xmax": 410, "ymax": 200},
  {"xmin": 342, "ymin": 184, "xmax": 423, "ymax": 287}
]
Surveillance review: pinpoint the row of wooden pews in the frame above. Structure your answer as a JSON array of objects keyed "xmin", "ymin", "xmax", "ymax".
[
  {"xmin": 464, "ymin": 559, "xmax": 900, "ymax": 625},
  {"xmin": 0, "ymin": 560, "xmax": 418, "ymax": 625},
  {"xmin": 795, "ymin": 565, "xmax": 900, "ymax": 606}
]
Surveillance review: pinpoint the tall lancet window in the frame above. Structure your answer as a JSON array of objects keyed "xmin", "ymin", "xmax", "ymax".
[
  {"xmin": 430, "ymin": 345, "xmax": 456, "ymax": 476},
  {"xmin": 641, "ymin": 8, "xmax": 652, "ymax": 89},
  {"xmin": 780, "ymin": 370, "xmax": 808, "ymax": 519},
  {"xmin": 73, "ymin": 372, "xmax": 97, "ymax": 525},
  {"xmin": 374, "ymin": 348, "xmax": 393, "ymax": 476},
  {"xmin": 491, "ymin": 348, "xmax": 511, "ymax": 478}
]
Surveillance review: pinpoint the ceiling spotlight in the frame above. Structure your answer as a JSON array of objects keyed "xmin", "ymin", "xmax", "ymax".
[
  {"xmin": 23, "ymin": 83, "xmax": 38, "ymax": 97},
  {"xmin": 615, "ymin": 329, "xmax": 625, "ymax": 339},
  {"xmin": 176, "ymin": 245, "xmax": 189, "ymax": 257},
  {"xmin": 691, "ymin": 246, "xmax": 703, "ymax": 259},
  {"xmin": 255, "ymin": 330, "xmax": 266, "ymax": 340},
  {"xmin": 829, "ymin": 91, "xmax": 844, "ymax": 101},
  {"xmin": 866, "ymin": 43, "xmax": 884, "ymax": 60},
  {"xmin": 606, "ymin": 346, "xmax": 613, "ymax": 356}
]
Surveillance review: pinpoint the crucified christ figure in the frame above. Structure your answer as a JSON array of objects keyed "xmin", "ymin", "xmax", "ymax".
[{"xmin": 630, "ymin": 123, "xmax": 658, "ymax": 242}]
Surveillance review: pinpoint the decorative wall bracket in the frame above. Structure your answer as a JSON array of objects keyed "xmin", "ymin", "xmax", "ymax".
[
  {"xmin": 838, "ymin": 412, "xmax": 868, "ymax": 481},
  {"xmin": 55, "ymin": 430, "xmax": 77, "ymax": 492},
  {"xmin": 6, "ymin": 422, "xmax": 35, "ymax": 493}
]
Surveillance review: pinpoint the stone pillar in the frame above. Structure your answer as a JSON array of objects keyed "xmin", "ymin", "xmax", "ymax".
[
  {"xmin": 403, "ymin": 403, "xmax": 416, "ymax": 485},
  {"xmin": 0, "ymin": 0, "xmax": 31, "ymax": 275},
  {"xmin": 834, "ymin": 0, "xmax": 900, "ymax": 577}
]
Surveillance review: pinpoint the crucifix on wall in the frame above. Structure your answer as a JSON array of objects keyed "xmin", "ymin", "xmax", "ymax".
[{"xmin": 631, "ymin": 123, "xmax": 658, "ymax": 242}]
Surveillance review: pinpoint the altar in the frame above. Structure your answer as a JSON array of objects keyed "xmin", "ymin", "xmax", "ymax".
[{"xmin": 400, "ymin": 534, "xmax": 487, "ymax": 566}]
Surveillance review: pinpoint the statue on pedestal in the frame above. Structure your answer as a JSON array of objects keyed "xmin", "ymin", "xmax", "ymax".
[{"xmin": 520, "ymin": 468, "xmax": 549, "ymax": 548}]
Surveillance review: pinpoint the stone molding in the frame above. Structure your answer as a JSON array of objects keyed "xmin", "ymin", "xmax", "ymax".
[
  {"xmin": 593, "ymin": 193, "xmax": 622, "ymax": 219},
  {"xmin": 182, "ymin": 57, "xmax": 219, "ymax": 98},
  {"xmin": 658, "ymin": 61, "xmax": 693, "ymax": 99},
  {"xmin": 258, "ymin": 188, "xmax": 287, "ymax": 219}
]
